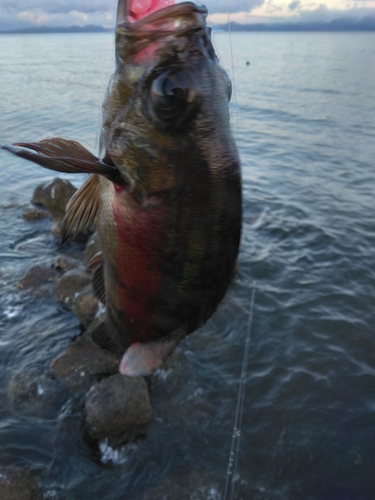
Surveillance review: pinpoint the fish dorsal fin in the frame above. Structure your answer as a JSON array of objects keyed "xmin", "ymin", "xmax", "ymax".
[
  {"xmin": 2, "ymin": 138, "xmax": 123, "ymax": 183},
  {"xmin": 61, "ymin": 174, "xmax": 100, "ymax": 242},
  {"xmin": 87, "ymin": 251, "xmax": 106, "ymax": 305}
]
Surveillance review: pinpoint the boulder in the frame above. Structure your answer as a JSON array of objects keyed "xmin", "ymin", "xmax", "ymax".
[
  {"xmin": 0, "ymin": 467, "xmax": 40, "ymax": 500},
  {"xmin": 50, "ymin": 335, "xmax": 119, "ymax": 390},
  {"xmin": 31, "ymin": 178, "xmax": 76, "ymax": 220},
  {"xmin": 18, "ymin": 265, "xmax": 58, "ymax": 296},
  {"xmin": 53, "ymin": 269, "xmax": 92, "ymax": 304},
  {"xmin": 53, "ymin": 254, "xmax": 82, "ymax": 273},
  {"xmin": 84, "ymin": 232, "xmax": 101, "ymax": 266},
  {"xmin": 84, "ymin": 374, "xmax": 152, "ymax": 446},
  {"xmin": 71, "ymin": 285, "xmax": 99, "ymax": 327},
  {"xmin": 22, "ymin": 207, "xmax": 49, "ymax": 221}
]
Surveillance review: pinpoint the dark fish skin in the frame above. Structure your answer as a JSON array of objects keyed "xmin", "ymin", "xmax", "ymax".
[{"xmin": 2, "ymin": 1, "xmax": 242, "ymax": 375}]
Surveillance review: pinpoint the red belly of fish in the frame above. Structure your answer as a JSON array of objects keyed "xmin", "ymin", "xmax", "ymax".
[{"xmin": 112, "ymin": 192, "xmax": 168, "ymax": 342}]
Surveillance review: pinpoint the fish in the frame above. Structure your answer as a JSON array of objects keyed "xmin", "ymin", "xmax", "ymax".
[{"xmin": 2, "ymin": 0, "xmax": 242, "ymax": 377}]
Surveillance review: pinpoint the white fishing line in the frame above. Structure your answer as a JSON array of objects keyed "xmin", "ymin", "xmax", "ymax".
[
  {"xmin": 226, "ymin": 0, "xmax": 240, "ymax": 142},
  {"xmin": 223, "ymin": 285, "xmax": 256, "ymax": 500}
]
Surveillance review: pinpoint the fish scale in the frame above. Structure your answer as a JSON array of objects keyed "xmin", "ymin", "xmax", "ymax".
[{"xmin": 2, "ymin": 0, "xmax": 242, "ymax": 377}]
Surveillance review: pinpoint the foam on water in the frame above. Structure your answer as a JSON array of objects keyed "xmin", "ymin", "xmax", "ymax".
[{"xmin": 99, "ymin": 439, "xmax": 138, "ymax": 465}]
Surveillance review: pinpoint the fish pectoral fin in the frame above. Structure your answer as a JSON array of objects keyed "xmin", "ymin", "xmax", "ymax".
[
  {"xmin": 2, "ymin": 138, "xmax": 122, "ymax": 183},
  {"xmin": 119, "ymin": 328, "xmax": 186, "ymax": 377},
  {"xmin": 87, "ymin": 251, "xmax": 106, "ymax": 305},
  {"xmin": 90, "ymin": 321, "xmax": 116, "ymax": 353},
  {"xmin": 61, "ymin": 174, "xmax": 100, "ymax": 242}
]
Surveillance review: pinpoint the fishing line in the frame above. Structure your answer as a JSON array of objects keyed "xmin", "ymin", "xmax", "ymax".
[
  {"xmin": 226, "ymin": 0, "xmax": 240, "ymax": 141},
  {"xmin": 223, "ymin": 284, "xmax": 256, "ymax": 500}
]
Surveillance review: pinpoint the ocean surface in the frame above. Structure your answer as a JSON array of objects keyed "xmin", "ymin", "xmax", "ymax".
[{"xmin": 0, "ymin": 30, "xmax": 375, "ymax": 499}]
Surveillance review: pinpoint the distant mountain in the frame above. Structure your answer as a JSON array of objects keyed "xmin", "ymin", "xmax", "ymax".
[
  {"xmin": 215, "ymin": 16, "xmax": 375, "ymax": 32},
  {"xmin": 0, "ymin": 25, "xmax": 112, "ymax": 34},
  {"xmin": 1, "ymin": 16, "xmax": 375, "ymax": 35}
]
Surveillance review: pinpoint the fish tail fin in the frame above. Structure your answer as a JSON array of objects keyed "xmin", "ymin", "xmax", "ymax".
[{"xmin": 119, "ymin": 328, "xmax": 186, "ymax": 377}]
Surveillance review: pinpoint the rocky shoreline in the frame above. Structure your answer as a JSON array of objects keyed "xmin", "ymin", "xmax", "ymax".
[{"xmin": 1, "ymin": 178, "xmax": 153, "ymax": 499}]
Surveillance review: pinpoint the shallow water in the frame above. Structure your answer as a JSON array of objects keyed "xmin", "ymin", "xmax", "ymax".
[{"xmin": 0, "ymin": 31, "xmax": 375, "ymax": 499}]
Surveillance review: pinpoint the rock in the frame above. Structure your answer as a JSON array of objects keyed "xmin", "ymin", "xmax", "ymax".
[
  {"xmin": 71, "ymin": 286, "xmax": 99, "ymax": 327},
  {"xmin": 50, "ymin": 335, "xmax": 119, "ymax": 390},
  {"xmin": 7, "ymin": 368, "xmax": 65, "ymax": 418},
  {"xmin": 54, "ymin": 254, "xmax": 82, "ymax": 273},
  {"xmin": 0, "ymin": 467, "xmax": 40, "ymax": 500},
  {"xmin": 31, "ymin": 178, "xmax": 76, "ymax": 219},
  {"xmin": 53, "ymin": 269, "xmax": 92, "ymax": 304},
  {"xmin": 50, "ymin": 220, "xmax": 63, "ymax": 238},
  {"xmin": 18, "ymin": 265, "xmax": 58, "ymax": 293},
  {"xmin": 84, "ymin": 374, "xmax": 152, "ymax": 446},
  {"xmin": 22, "ymin": 207, "xmax": 49, "ymax": 221},
  {"xmin": 84, "ymin": 232, "xmax": 101, "ymax": 266}
]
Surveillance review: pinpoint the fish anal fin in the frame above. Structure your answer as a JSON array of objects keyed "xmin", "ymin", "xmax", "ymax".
[
  {"xmin": 61, "ymin": 174, "xmax": 100, "ymax": 242},
  {"xmin": 119, "ymin": 328, "xmax": 186, "ymax": 377}
]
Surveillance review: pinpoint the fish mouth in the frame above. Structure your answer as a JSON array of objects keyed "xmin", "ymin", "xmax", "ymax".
[{"xmin": 116, "ymin": 0, "xmax": 207, "ymax": 30}]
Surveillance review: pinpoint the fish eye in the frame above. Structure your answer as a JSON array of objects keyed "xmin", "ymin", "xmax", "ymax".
[{"xmin": 147, "ymin": 68, "xmax": 202, "ymax": 129}]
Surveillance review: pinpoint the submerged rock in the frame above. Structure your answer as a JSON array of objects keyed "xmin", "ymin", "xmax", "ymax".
[
  {"xmin": 18, "ymin": 266, "xmax": 58, "ymax": 292},
  {"xmin": 53, "ymin": 268, "xmax": 92, "ymax": 304},
  {"xmin": 84, "ymin": 374, "xmax": 152, "ymax": 446},
  {"xmin": 50, "ymin": 335, "xmax": 119, "ymax": 391},
  {"xmin": 53, "ymin": 254, "xmax": 82, "ymax": 273},
  {"xmin": 139, "ymin": 470, "xmax": 222, "ymax": 500},
  {"xmin": 0, "ymin": 467, "xmax": 40, "ymax": 500},
  {"xmin": 31, "ymin": 177, "xmax": 76, "ymax": 220},
  {"xmin": 71, "ymin": 285, "xmax": 99, "ymax": 327},
  {"xmin": 22, "ymin": 207, "xmax": 49, "ymax": 221}
]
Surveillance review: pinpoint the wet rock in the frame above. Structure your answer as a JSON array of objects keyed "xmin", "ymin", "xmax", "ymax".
[
  {"xmin": 18, "ymin": 265, "xmax": 58, "ymax": 294},
  {"xmin": 50, "ymin": 335, "xmax": 119, "ymax": 390},
  {"xmin": 0, "ymin": 467, "xmax": 40, "ymax": 500},
  {"xmin": 7, "ymin": 368, "xmax": 66, "ymax": 418},
  {"xmin": 31, "ymin": 178, "xmax": 76, "ymax": 220},
  {"xmin": 53, "ymin": 268, "xmax": 91, "ymax": 304},
  {"xmin": 84, "ymin": 374, "xmax": 152, "ymax": 446},
  {"xmin": 54, "ymin": 254, "xmax": 82, "ymax": 273},
  {"xmin": 22, "ymin": 207, "xmax": 49, "ymax": 221},
  {"xmin": 71, "ymin": 285, "xmax": 99, "ymax": 327},
  {"xmin": 84, "ymin": 232, "xmax": 101, "ymax": 266}
]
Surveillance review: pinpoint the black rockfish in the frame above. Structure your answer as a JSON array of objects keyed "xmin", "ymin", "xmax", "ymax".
[{"xmin": 3, "ymin": 0, "xmax": 242, "ymax": 376}]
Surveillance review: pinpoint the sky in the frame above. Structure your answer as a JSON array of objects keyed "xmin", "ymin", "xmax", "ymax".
[{"xmin": 0, "ymin": 0, "xmax": 375, "ymax": 30}]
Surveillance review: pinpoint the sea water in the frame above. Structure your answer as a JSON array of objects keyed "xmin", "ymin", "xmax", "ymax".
[{"xmin": 0, "ymin": 31, "xmax": 375, "ymax": 499}]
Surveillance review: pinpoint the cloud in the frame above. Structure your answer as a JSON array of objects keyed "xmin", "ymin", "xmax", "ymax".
[
  {"xmin": 195, "ymin": 0, "xmax": 265, "ymax": 13},
  {"xmin": 288, "ymin": 0, "xmax": 301, "ymax": 10},
  {"xmin": 0, "ymin": 0, "xmax": 113, "ymax": 15},
  {"xmin": 296, "ymin": 3, "xmax": 375, "ymax": 21}
]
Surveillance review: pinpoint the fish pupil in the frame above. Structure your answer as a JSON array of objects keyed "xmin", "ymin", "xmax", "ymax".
[{"xmin": 147, "ymin": 68, "xmax": 201, "ymax": 128}]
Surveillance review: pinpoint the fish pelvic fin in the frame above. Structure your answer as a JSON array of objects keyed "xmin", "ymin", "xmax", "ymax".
[
  {"xmin": 90, "ymin": 321, "xmax": 117, "ymax": 353},
  {"xmin": 2, "ymin": 138, "xmax": 123, "ymax": 183},
  {"xmin": 87, "ymin": 251, "xmax": 106, "ymax": 305},
  {"xmin": 119, "ymin": 328, "xmax": 186, "ymax": 377},
  {"xmin": 61, "ymin": 174, "xmax": 100, "ymax": 242}
]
